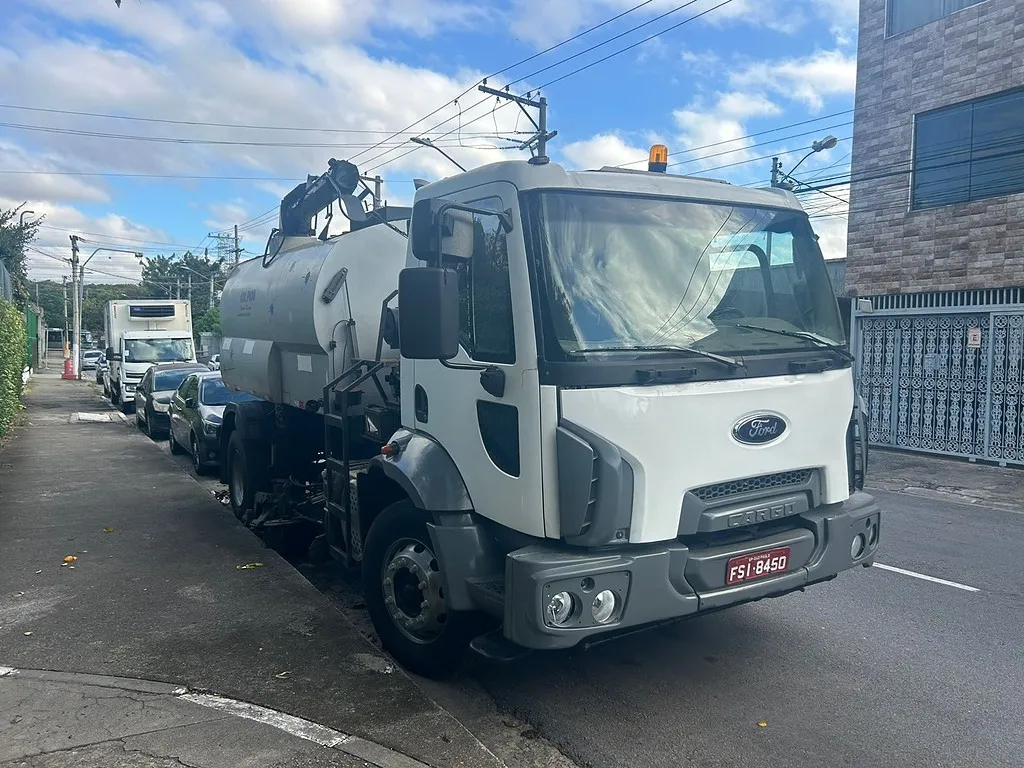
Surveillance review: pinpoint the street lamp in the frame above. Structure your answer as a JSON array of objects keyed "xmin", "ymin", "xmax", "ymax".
[
  {"xmin": 772, "ymin": 135, "xmax": 839, "ymax": 190},
  {"xmin": 71, "ymin": 243, "xmax": 144, "ymax": 379},
  {"xmin": 410, "ymin": 136, "xmax": 467, "ymax": 172},
  {"xmin": 19, "ymin": 210, "xmax": 35, "ymax": 226}
]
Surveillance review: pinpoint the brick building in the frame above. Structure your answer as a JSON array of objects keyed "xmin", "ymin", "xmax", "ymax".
[{"xmin": 846, "ymin": 0, "xmax": 1024, "ymax": 466}]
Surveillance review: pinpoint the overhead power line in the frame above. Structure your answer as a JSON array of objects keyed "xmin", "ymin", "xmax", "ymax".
[
  {"xmin": 363, "ymin": 0, "xmax": 736, "ymax": 174},
  {"xmin": 0, "ymin": 102, "xmax": 528, "ymax": 136},
  {"xmin": 345, "ymin": 0, "xmax": 663, "ymax": 165},
  {"xmin": 0, "ymin": 121, "xmax": 518, "ymax": 149}
]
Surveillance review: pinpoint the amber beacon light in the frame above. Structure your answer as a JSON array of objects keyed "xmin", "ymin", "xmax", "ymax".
[{"xmin": 648, "ymin": 144, "xmax": 668, "ymax": 173}]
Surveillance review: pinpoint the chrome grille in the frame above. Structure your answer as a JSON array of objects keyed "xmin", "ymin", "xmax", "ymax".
[{"xmin": 690, "ymin": 470, "xmax": 813, "ymax": 502}]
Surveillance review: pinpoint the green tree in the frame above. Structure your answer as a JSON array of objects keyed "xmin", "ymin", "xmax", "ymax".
[
  {"xmin": 141, "ymin": 252, "xmax": 224, "ymax": 318},
  {"xmin": 28, "ymin": 280, "xmax": 66, "ymax": 330},
  {"xmin": 0, "ymin": 205, "xmax": 44, "ymax": 308},
  {"xmin": 0, "ymin": 296, "xmax": 27, "ymax": 436}
]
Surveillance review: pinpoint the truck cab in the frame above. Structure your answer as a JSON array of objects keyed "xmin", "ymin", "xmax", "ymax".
[{"xmin": 104, "ymin": 301, "xmax": 197, "ymax": 413}]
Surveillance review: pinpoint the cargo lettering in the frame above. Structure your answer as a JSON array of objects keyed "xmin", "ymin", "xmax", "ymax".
[{"xmin": 727, "ymin": 502, "xmax": 796, "ymax": 528}]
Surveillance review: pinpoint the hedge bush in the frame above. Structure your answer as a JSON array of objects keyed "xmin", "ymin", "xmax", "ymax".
[{"xmin": 0, "ymin": 297, "xmax": 26, "ymax": 437}]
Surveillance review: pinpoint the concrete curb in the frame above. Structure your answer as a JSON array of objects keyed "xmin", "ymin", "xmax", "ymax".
[{"xmin": 1, "ymin": 666, "xmax": 431, "ymax": 768}]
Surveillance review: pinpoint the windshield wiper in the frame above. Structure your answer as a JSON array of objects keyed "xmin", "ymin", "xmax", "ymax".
[
  {"xmin": 571, "ymin": 344, "xmax": 744, "ymax": 368},
  {"xmin": 732, "ymin": 324, "xmax": 854, "ymax": 361}
]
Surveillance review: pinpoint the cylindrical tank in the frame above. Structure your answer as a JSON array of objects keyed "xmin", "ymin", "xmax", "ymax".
[{"xmin": 220, "ymin": 224, "xmax": 407, "ymax": 408}]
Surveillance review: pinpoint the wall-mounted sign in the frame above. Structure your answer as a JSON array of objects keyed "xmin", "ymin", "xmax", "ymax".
[{"xmin": 967, "ymin": 327, "xmax": 982, "ymax": 349}]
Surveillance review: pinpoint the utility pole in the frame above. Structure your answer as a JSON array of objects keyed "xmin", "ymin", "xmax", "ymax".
[
  {"xmin": 176, "ymin": 276, "xmax": 181, "ymax": 300},
  {"xmin": 187, "ymin": 272, "xmax": 192, "ymax": 303},
  {"xmin": 233, "ymin": 224, "xmax": 240, "ymax": 265},
  {"xmin": 206, "ymin": 247, "xmax": 215, "ymax": 309},
  {"xmin": 70, "ymin": 235, "xmax": 81, "ymax": 377},
  {"xmin": 478, "ymin": 84, "xmax": 557, "ymax": 164},
  {"xmin": 770, "ymin": 156, "xmax": 782, "ymax": 188},
  {"xmin": 62, "ymin": 276, "xmax": 69, "ymax": 356}
]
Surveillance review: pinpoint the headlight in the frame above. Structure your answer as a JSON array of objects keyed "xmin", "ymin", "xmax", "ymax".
[
  {"xmin": 545, "ymin": 592, "xmax": 575, "ymax": 626},
  {"xmin": 591, "ymin": 590, "xmax": 619, "ymax": 624},
  {"xmin": 203, "ymin": 419, "xmax": 220, "ymax": 435},
  {"xmin": 153, "ymin": 400, "xmax": 169, "ymax": 413}
]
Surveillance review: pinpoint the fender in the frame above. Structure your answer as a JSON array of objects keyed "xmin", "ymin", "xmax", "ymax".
[
  {"xmin": 369, "ymin": 428, "xmax": 472, "ymax": 512},
  {"xmin": 222, "ymin": 400, "xmax": 273, "ymax": 442}
]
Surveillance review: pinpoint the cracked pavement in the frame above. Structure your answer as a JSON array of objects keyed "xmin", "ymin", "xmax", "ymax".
[
  {"xmin": 0, "ymin": 375, "xmax": 504, "ymax": 768},
  {"xmin": 0, "ymin": 671, "xmax": 372, "ymax": 767}
]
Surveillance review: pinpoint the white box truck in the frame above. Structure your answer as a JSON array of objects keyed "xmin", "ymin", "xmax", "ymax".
[{"xmin": 103, "ymin": 299, "xmax": 196, "ymax": 412}]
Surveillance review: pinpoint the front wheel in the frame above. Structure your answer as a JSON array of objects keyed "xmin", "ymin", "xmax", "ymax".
[
  {"xmin": 169, "ymin": 427, "xmax": 185, "ymax": 455},
  {"xmin": 363, "ymin": 500, "xmax": 480, "ymax": 679},
  {"xmin": 226, "ymin": 432, "xmax": 268, "ymax": 520},
  {"xmin": 191, "ymin": 434, "xmax": 209, "ymax": 476}
]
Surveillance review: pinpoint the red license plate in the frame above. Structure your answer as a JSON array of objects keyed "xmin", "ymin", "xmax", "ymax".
[{"xmin": 726, "ymin": 547, "xmax": 791, "ymax": 586}]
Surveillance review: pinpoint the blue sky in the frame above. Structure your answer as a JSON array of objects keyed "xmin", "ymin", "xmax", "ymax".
[{"xmin": 0, "ymin": 0, "xmax": 858, "ymax": 283}]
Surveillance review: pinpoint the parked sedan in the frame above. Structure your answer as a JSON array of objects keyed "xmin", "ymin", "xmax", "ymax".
[
  {"xmin": 134, "ymin": 362, "xmax": 208, "ymax": 439},
  {"xmin": 81, "ymin": 349, "xmax": 103, "ymax": 371},
  {"xmin": 95, "ymin": 354, "xmax": 108, "ymax": 386},
  {"xmin": 168, "ymin": 372, "xmax": 258, "ymax": 475}
]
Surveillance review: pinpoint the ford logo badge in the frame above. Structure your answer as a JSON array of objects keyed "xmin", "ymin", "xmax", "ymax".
[{"xmin": 733, "ymin": 414, "xmax": 787, "ymax": 445}]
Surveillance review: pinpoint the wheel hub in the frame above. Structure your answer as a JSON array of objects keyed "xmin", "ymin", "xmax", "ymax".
[{"xmin": 382, "ymin": 540, "xmax": 446, "ymax": 643}]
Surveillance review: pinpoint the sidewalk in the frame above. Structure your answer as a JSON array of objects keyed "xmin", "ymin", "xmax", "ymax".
[
  {"xmin": 869, "ymin": 448, "xmax": 1023, "ymax": 513},
  {"xmin": 0, "ymin": 374, "xmax": 503, "ymax": 768}
]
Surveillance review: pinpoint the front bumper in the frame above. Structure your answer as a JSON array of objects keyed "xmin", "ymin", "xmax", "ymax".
[
  {"xmin": 503, "ymin": 492, "xmax": 881, "ymax": 650},
  {"xmin": 148, "ymin": 411, "xmax": 170, "ymax": 431},
  {"xmin": 197, "ymin": 429, "xmax": 221, "ymax": 463}
]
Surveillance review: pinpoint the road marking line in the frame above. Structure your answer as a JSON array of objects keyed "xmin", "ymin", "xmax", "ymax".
[
  {"xmin": 179, "ymin": 692, "xmax": 353, "ymax": 749},
  {"xmin": 0, "ymin": 666, "xmax": 16, "ymax": 677},
  {"xmin": 874, "ymin": 563, "xmax": 980, "ymax": 592}
]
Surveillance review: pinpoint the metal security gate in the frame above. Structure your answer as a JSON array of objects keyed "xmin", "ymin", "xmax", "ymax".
[{"xmin": 852, "ymin": 289, "xmax": 1024, "ymax": 466}]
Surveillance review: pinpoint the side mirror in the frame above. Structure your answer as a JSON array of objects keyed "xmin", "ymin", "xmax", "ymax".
[
  {"xmin": 106, "ymin": 346, "xmax": 115, "ymax": 358},
  {"xmin": 185, "ymin": 397, "xmax": 197, "ymax": 409},
  {"xmin": 398, "ymin": 267, "xmax": 459, "ymax": 360},
  {"xmin": 410, "ymin": 198, "xmax": 513, "ymax": 262},
  {"xmin": 410, "ymin": 199, "xmax": 440, "ymax": 262},
  {"xmin": 382, "ymin": 307, "xmax": 400, "ymax": 349}
]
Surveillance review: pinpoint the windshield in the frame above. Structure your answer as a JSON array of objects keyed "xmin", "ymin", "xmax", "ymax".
[
  {"xmin": 526, "ymin": 192, "xmax": 845, "ymax": 358},
  {"xmin": 155, "ymin": 370, "xmax": 201, "ymax": 392},
  {"xmin": 200, "ymin": 378, "xmax": 260, "ymax": 407},
  {"xmin": 123, "ymin": 338, "xmax": 194, "ymax": 364}
]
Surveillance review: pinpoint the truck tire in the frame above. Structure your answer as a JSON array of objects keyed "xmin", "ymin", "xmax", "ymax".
[
  {"xmin": 226, "ymin": 432, "xmax": 268, "ymax": 520},
  {"xmin": 363, "ymin": 500, "xmax": 479, "ymax": 679}
]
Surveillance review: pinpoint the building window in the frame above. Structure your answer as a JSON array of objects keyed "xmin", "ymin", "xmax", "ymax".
[
  {"xmin": 886, "ymin": 0, "xmax": 986, "ymax": 37},
  {"xmin": 912, "ymin": 89, "xmax": 1024, "ymax": 209}
]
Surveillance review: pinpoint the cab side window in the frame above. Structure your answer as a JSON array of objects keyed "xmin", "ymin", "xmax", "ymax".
[{"xmin": 452, "ymin": 197, "xmax": 515, "ymax": 364}]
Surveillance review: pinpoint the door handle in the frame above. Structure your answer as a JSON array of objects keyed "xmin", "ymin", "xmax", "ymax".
[{"xmin": 479, "ymin": 366, "xmax": 505, "ymax": 398}]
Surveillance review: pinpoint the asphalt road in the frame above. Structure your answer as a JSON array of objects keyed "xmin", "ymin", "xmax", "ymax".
[{"xmin": 150, "ymin": 407, "xmax": 1024, "ymax": 768}]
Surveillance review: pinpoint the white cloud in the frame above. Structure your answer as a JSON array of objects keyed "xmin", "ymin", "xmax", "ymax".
[
  {"xmin": 204, "ymin": 200, "xmax": 250, "ymax": 232},
  {"xmin": 0, "ymin": 140, "xmax": 110, "ymax": 204},
  {"xmin": 729, "ymin": 50, "xmax": 856, "ymax": 111},
  {"xmin": 14, "ymin": 196, "xmax": 169, "ymax": 284},
  {"xmin": 671, "ymin": 91, "xmax": 780, "ymax": 171},
  {"xmin": 561, "ymin": 134, "xmax": 649, "ymax": 170}
]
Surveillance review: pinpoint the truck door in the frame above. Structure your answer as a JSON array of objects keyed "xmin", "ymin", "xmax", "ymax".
[{"xmin": 410, "ymin": 183, "xmax": 545, "ymax": 538}]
